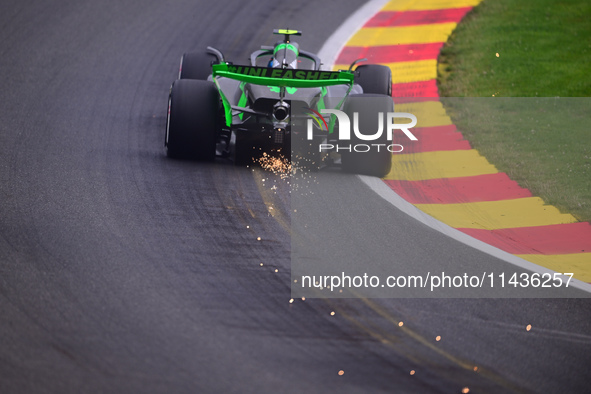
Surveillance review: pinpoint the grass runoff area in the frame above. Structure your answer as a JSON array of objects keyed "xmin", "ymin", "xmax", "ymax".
[{"xmin": 438, "ymin": 0, "xmax": 591, "ymax": 222}]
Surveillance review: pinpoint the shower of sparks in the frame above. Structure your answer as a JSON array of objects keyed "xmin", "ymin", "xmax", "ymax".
[
  {"xmin": 255, "ymin": 151, "xmax": 321, "ymax": 197},
  {"xmin": 257, "ymin": 152, "xmax": 291, "ymax": 179},
  {"xmin": 290, "ymin": 153, "xmax": 323, "ymax": 195}
]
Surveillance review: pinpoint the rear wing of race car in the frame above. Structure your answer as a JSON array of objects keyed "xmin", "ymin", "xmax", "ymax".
[
  {"xmin": 212, "ymin": 63, "xmax": 354, "ymax": 87},
  {"xmin": 211, "ymin": 63, "xmax": 355, "ymax": 126}
]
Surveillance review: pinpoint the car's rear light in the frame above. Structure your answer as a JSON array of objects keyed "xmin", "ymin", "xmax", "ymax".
[{"xmin": 273, "ymin": 127, "xmax": 285, "ymax": 144}]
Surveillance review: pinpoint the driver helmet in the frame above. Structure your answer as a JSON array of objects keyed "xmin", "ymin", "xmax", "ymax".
[{"xmin": 268, "ymin": 41, "xmax": 299, "ymax": 69}]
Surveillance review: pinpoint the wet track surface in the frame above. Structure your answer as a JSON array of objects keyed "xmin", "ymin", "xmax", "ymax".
[{"xmin": 0, "ymin": 0, "xmax": 590, "ymax": 392}]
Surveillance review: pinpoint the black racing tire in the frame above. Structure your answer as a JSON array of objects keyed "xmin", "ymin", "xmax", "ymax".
[
  {"xmin": 340, "ymin": 94, "xmax": 393, "ymax": 178},
  {"xmin": 165, "ymin": 79, "xmax": 218, "ymax": 160},
  {"xmin": 354, "ymin": 64, "xmax": 392, "ymax": 96},
  {"xmin": 179, "ymin": 51, "xmax": 216, "ymax": 80}
]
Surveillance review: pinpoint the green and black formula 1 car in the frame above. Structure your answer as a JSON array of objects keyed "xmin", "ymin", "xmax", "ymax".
[{"xmin": 165, "ymin": 29, "xmax": 394, "ymax": 177}]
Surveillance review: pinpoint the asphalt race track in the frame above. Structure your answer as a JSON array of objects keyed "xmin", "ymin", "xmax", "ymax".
[{"xmin": 1, "ymin": 0, "xmax": 590, "ymax": 392}]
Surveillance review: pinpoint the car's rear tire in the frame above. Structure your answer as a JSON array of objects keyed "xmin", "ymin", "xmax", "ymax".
[
  {"xmin": 340, "ymin": 94, "xmax": 393, "ymax": 178},
  {"xmin": 166, "ymin": 79, "xmax": 218, "ymax": 160},
  {"xmin": 355, "ymin": 65, "xmax": 392, "ymax": 96},
  {"xmin": 179, "ymin": 51, "xmax": 216, "ymax": 80}
]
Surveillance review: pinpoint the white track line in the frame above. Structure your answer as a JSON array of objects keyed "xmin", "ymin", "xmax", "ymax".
[
  {"xmin": 317, "ymin": 0, "xmax": 591, "ymax": 295},
  {"xmin": 317, "ymin": 0, "xmax": 391, "ymax": 69}
]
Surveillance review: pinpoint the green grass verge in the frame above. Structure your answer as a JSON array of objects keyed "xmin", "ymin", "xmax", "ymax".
[{"xmin": 438, "ymin": 0, "xmax": 591, "ymax": 222}]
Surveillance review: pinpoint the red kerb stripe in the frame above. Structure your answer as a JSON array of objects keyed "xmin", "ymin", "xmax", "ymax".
[
  {"xmin": 385, "ymin": 173, "xmax": 532, "ymax": 204},
  {"xmin": 393, "ymin": 123, "xmax": 470, "ymax": 152},
  {"xmin": 459, "ymin": 223, "xmax": 591, "ymax": 255},
  {"xmin": 336, "ymin": 43, "xmax": 444, "ymax": 64},
  {"xmin": 365, "ymin": 8, "xmax": 473, "ymax": 27}
]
